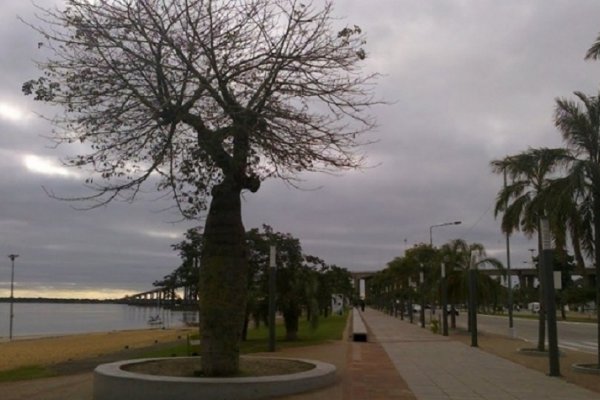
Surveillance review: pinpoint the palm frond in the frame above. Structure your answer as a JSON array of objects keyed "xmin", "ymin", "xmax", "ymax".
[{"xmin": 585, "ymin": 33, "xmax": 600, "ymax": 60}]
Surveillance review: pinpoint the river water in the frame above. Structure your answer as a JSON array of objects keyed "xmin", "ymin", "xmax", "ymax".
[{"xmin": 0, "ymin": 302, "xmax": 198, "ymax": 339}]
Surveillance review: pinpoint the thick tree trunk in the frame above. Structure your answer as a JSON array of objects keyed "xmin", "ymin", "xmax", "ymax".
[{"xmin": 199, "ymin": 181, "xmax": 248, "ymax": 376}]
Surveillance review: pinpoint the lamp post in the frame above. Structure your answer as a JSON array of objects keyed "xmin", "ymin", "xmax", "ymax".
[
  {"xmin": 408, "ymin": 278, "xmax": 414, "ymax": 324},
  {"xmin": 540, "ymin": 219, "xmax": 560, "ymax": 376},
  {"xmin": 503, "ymin": 169, "xmax": 515, "ymax": 338},
  {"xmin": 268, "ymin": 246, "xmax": 276, "ymax": 352},
  {"xmin": 429, "ymin": 221, "xmax": 460, "ymax": 332},
  {"xmin": 469, "ymin": 252, "xmax": 478, "ymax": 347},
  {"xmin": 429, "ymin": 221, "xmax": 462, "ymax": 246},
  {"xmin": 419, "ymin": 264, "xmax": 425, "ymax": 328},
  {"xmin": 441, "ymin": 260, "xmax": 448, "ymax": 336},
  {"xmin": 8, "ymin": 254, "xmax": 19, "ymax": 341}
]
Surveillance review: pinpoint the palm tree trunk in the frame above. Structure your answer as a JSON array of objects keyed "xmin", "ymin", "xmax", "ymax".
[{"xmin": 199, "ymin": 180, "xmax": 248, "ymax": 376}]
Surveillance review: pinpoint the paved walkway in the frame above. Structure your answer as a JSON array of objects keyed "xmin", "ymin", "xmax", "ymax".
[{"xmin": 361, "ymin": 308, "xmax": 600, "ymax": 400}]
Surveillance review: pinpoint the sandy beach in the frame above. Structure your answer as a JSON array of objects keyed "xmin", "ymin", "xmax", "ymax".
[{"xmin": 0, "ymin": 327, "xmax": 194, "ymax": 371}]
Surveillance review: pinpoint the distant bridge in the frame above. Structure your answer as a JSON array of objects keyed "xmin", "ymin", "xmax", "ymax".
[
  {"xmin": 479, "ymin": 267, "xmax": 597, "ymax": 288},
  {"xmin": 124, "ymin": 285, "xmax": 197, "ymax": 307}
]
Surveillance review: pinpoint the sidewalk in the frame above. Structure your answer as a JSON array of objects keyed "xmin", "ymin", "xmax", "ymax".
[{"xmin": 361, "ymin": 308, "xmax": 600, "ymax": 400}]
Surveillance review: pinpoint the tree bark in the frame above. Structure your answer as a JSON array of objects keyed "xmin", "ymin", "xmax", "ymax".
[{"xmin": 199, "ymin": 180, "xmax": 248, "ymax": 376}]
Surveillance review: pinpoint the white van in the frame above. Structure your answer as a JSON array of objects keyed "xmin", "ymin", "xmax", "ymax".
[{"xmin": 528, "ymin": 302, "xmax": 540, "ymax": 313}]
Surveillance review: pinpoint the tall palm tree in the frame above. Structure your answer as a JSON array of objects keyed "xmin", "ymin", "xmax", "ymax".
[
  {"xmin": 543, "ymin": 173, "xmax": 590, "ymax": 280},
  {"xmin": 491, "ymin": 147, "xmax": 570, "ymax": 351},
  {"xmin": 438, "ymin": 239, "xmax": 504, "ymax": 328},
  {"xmin": 554, "ymin": 90, "xmax": 600, "ymax": 366}
]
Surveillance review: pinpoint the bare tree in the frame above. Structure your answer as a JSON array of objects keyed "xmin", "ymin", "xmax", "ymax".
[{"xmin": 23, "ymin": 0, "xmax": 378, "ymax": 376}]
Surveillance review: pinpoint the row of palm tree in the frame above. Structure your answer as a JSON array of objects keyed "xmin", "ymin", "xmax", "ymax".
[
  {"xmin": 490, "ymin": 33, "xmax": 600, "ymax": 367},
  {"xmin": 368, "ymin": 240, "xmax": 504, "ymax": 327}
]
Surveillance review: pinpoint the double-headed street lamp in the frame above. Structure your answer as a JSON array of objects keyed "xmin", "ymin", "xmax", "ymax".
[
  {"xmin": 429, "ymin": 221, "xmax": 462, "ymax": 246},
  {"xmin": 8, "ymin": 254, "xmax": 19, "ymax": 340}
]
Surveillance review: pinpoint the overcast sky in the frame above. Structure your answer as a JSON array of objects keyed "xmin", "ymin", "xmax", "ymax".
[{"xmin": 0, "ymin": 0, "xmax": 599, "ymax": 299}]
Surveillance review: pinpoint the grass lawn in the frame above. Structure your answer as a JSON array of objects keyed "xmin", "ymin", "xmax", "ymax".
[
  {"xmin": 0, "ymin": 312, "xmax": 348, "ymax": 383},
  {"xmin": 0, "ymin": 365, "xmax": 56, "ymax": 383},
  {"xmin": 144, "ymin": 311, "xmax": 349, "ymax": 358}
]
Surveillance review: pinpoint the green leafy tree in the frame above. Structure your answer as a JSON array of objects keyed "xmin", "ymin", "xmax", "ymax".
[
  {"xmin": 316, "ymin": 264, "xmax": 353, "ymax": 317},
  {"xmin": 169, "ymin": 228, "xmax": 203, "ymax": 302},
  {"xmin": 23, "ymin": 0, "xmax": 377, "ymax": 376},
  {"xmin": 404, "ymin": 244, "xmax": 438, "ymax": 319},
  {"xmin": 242, "ymin": 227, "xmax": 272, "ymax": 340},
  {"xmin": 386, "ymin": 256, "xmax": 419, "ymax": 319},
  {"xmin": 375, "ymin": 244, "xmax": 438, "ymax": 321},
  {"xmin": 275, "ymin": 235, "xmax": 311, "ymax": 341},
  {"xmin": 245, "ymin": 225, "xmax": 324, "ymax": 341}
]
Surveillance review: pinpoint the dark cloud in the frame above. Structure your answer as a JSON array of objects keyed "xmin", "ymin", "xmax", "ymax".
[{"xmin": 0, "ymin": 0, "xmax": 598, "ymax": 297}]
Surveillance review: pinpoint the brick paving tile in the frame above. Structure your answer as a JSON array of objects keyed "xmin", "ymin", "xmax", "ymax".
[{"xmin": 343, "ymin": 340, "xmax": 417, "ymax": 400}]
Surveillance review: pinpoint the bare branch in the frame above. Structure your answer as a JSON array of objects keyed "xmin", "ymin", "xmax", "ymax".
[{"xmin": 24, "ymin": 0, "xmax": 380, "ymax": 217}]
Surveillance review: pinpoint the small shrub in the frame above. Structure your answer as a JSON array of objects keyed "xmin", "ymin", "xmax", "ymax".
[{"xmin": 430, "ymin": 318, "xmax": 439, "ymax": 334}]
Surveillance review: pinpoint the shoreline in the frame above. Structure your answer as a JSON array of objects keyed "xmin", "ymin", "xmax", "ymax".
[
  {"xmin": 0, "ymin": 327, "xmax": 194, "ymax": 372},
  {"xmin": 0, "ymin": 325, "xmax": 188, "ymax": 343}
]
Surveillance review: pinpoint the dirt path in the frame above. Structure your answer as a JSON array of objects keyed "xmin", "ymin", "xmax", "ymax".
[{"xmin": 451, "ymin": 327, "xmax": 600, "ymax": 394}]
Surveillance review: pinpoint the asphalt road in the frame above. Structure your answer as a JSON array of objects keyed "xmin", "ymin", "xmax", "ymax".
[{"xmin": 451, "ymin": 312, "xmax": 598, "ymax": 354}]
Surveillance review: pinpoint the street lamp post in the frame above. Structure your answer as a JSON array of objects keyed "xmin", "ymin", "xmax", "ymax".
[
  {"xmin": 540, "ymin": 219, "xmax": 560, "ymax": 376},
  {"xmin": 268, "ymin": 246, "xmax": 276, "ymax": 352},
  {"xmin": 8, "ymin": 254, "xmax": 19, "ymax": 340},
  {"xmin": 441, "ymin": 260, "xmax": 448, "ymax": 336},
  {"xmin": 408, "ymin": 278, "xmax": 414, "ymax": 324},
  {"xmin": 429, "ymin": 221, "xmax": 462, "ymax": 246},
  {"xmin": 429, "ymin": 221, "xmax": 461, "ymax": 333},
  {"xmin": 419, "ymin": 265, "xmax": 425, "ymax": 328},
  {"xmin": 503, "ymin": 169, "xmax": 515, "ymax": 338},
  {"xmin": 469, "ymin": 252, "xmax": 478, "ymax": 347}
]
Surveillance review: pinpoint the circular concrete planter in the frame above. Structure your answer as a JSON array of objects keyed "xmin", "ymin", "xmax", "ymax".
[
  {"xmin": 572, "ymin": 363, "xmax": 600, "ymax": 375},
  {"xmin": 517, "ymin": 347, "xmax": 564, "ymax": 357},
  {"xmin": 518, "ymin": 347, "xmax": 548, "ymax": 356},
  {"xmin": 93, "ymin": 356, "xmax": 337, "ymax": 400}
]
